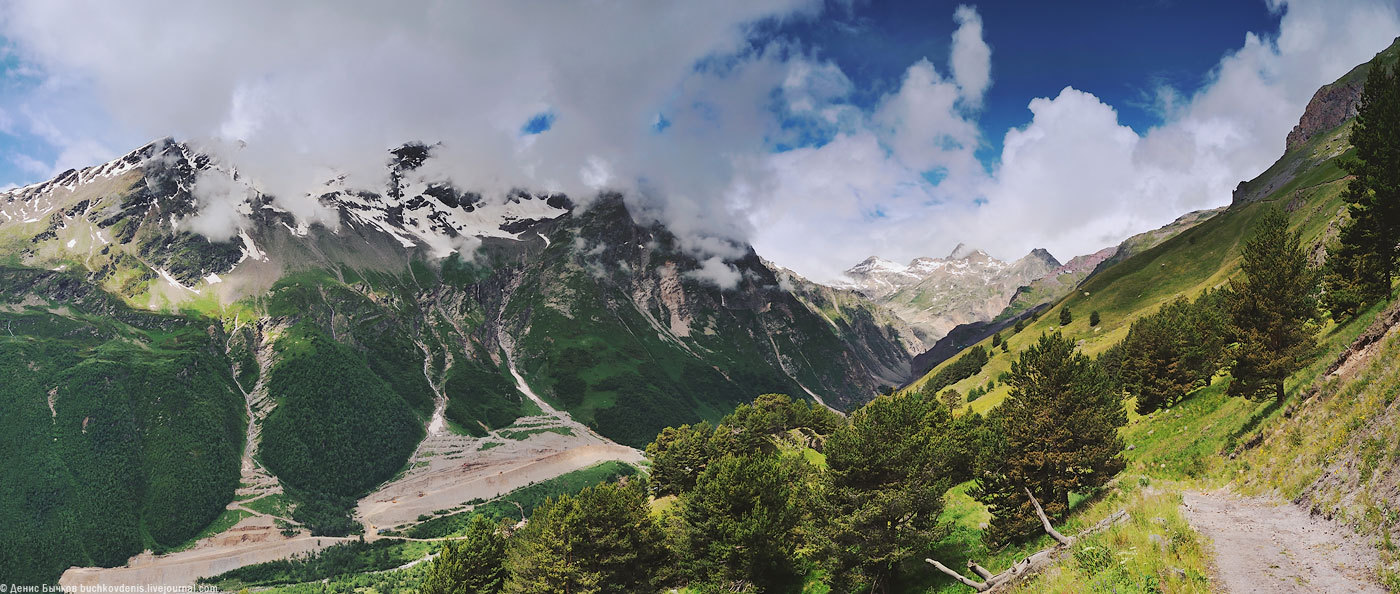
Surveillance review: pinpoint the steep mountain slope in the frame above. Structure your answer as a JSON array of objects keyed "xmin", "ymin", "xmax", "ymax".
[
  {"xmin": 0, "ymin": 138, "xmax": 917, "ymax": 582},
  {"xmin": 493, "ymin": 194, "xmax": 916, "ymax": 446},
  {"xmin": 908, "ymin": 207, "xmax": 1223, "ymax": 378},
  {"xmin": 1285, "ymin": 36, "xmax": 1400, "ymax": 152},
  {"xmin": 0, "ymin": 138, "xmax": 914, "ymax": 430},
  {"xmin": 767, "ymin": 263, "xmax": 927, "ymax": 390},
  {"xmin": 842, "ymin": 245, "xmax": 1060, "ymax": 341},
  {"xmin": 908, "ymin": 37, "xmax": 1399, "ymax": 414},
  {"xmin": 0, "ymin": 267, "xmax": 244, "ymax": 584},
  {"xmin": 998, "ymin": 208, "xmax": 1220, "ymax": 323}
]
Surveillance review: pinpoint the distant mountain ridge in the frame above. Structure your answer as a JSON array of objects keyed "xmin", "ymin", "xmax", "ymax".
[
  {"xmin": 909, "ymin": 207, "xmax": 1222, "ymax": 379},
  {"xmin": 839, "ymin": 243, "xmax": 1061, "ymax": 341}
]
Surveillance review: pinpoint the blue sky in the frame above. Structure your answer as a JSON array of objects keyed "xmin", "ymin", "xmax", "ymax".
[
  {"xmin": 762, "ymin": 0, "xmax": 1281, "ymax": 161},
  {"xmin": 0, "ymin": 0, "xmax": 1395, "ymax": 282},
  {"xmin": 0, "ymin": 1, "xmax": 1277, "ymax": 189}
]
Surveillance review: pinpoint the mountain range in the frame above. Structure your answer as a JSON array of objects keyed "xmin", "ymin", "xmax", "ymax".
[
  {"xmin": 840, "ymin": 244, "xmax": 1061, "ymax": 342},
  {"xmin": 0, "ymin": 137, "xmax": 917, "ymax": 583}
]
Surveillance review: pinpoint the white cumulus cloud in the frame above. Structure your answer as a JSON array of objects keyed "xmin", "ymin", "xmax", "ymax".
[{"xmin": 0, "ymin": 0, "xmax": 1397, "ymax": 285}]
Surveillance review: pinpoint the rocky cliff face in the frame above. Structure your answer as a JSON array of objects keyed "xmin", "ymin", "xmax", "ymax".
[
  {"xmin": 840, "ymin": 244, "xmax": 1061, "ymax": 341},
  {"xmin": 1284, "ymin": 36, "xmax": 1400, "ymax": 153},
  {"xmin": 1285, "ymin": 80, "xmax": 1363, "ymax": 153},
  {"xmin": 1233, "ymin": 37, "xmax": 1400, "ymax": 206}
]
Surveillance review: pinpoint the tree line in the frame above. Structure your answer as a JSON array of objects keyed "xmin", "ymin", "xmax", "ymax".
[
  {"xmin": 1099, "ymin": 205, "xmax": 1320, "ymax": 408},
  {"xmin": 421, "ymin": 336, "xmax": 1127, "ymax": 593}
]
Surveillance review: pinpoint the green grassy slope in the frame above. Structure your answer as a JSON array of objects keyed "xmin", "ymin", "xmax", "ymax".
[
  {"xmin": 916, "ymin": 282, "xmax": 1396, "ymax": 593},
  {"xmin": 0, "ymin": 267, "xmax": 244, "ymax": 584},
  {"xmin": 1233, "ymin": 300, "xmax": 1400, "ymax": 587},
  {"xmin": 906, "ymin": 119, "xmax": 1356, "ymax": 414},
  {"xmin": 909, "ymin": 40, "xmax": 1400, "ymax": 591}
]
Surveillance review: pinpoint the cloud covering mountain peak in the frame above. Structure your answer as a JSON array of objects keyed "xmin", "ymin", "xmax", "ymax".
[{"xmin": 0, "ymin": 0, "xmax": 1397, "ymax": 282}]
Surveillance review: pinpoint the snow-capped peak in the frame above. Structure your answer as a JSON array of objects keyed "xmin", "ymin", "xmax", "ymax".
[
  {"xmin": 947, "ymin": 242, "xmax": 984, "ymax": 260},
  {"xmin": 850, "ymin": 256, "xmax": 910, "ymax": 275}
]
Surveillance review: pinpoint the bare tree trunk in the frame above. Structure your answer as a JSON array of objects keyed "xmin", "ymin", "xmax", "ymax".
[{"xmin": 968, "ymin": 561, "xmax": 994, "ymax": 581}]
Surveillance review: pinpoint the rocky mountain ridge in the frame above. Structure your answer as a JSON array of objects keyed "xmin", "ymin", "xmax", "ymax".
[
  {"xmin": 1285, "ymin": 36, "xmax": 1399, "ymax": 152},
  {"xmin": 1, "ymin": 136, "xmax": 930, "ymax": 582},
  {"xmin": 1285, "ymin": 79, "xmax": 1363, "ymax": 153},
  {"xmin": 1236, "ymin": 36, "xmax": 1399, "ymax": 206},
  {"xmin": 0, "ymin": 138, "xmax": 915, "ymax": 426},
  {"xmin": 840, "ymin": 243, "xmax": 1061, "ymax": 341}
]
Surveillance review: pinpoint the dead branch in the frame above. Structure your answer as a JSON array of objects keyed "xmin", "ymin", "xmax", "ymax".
[
  {"xmin": 1025, "ymin": 487, "xmax": 1071, "ymax": 545},
  {"xmin": 968, "ymin": 560, "xmax": 994, "ymax": 581},
  {"xmin": 926, "ymin": 489, "xmax": 1129, "ymax": 592},
  {"xmin": 926, "ymin": 558, "xmax": 991, "ymax": 592}
]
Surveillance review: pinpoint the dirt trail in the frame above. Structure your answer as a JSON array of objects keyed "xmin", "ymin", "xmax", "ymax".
[{"xmin": 1182, "ymin": 491, "xmax": 1386, "ymax": 593}]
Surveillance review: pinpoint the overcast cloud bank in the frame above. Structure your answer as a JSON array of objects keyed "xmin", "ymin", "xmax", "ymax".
[{"xmin": 1, "ymin": 0, "xmax": 1397, "ymax": 282}]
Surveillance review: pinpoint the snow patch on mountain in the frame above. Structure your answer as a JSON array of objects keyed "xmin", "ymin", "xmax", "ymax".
[{"xmin": 839, "ymin": 245, "xmax": 1060, "ymax": 341}]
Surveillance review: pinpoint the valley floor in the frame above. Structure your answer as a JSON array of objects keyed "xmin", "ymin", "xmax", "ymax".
[
  {"xmin": 58, "ymin": 356, "xmax": 643, "ymax": 587},
  {"xmin": 59, "ymin": 516, "xmax": 355, "ymax": 588}
]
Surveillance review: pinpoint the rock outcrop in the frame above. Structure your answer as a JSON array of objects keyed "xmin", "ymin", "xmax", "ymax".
[{"xmin": 1285, "ymin": 80, "xmax": 1363, "ymax": 153}]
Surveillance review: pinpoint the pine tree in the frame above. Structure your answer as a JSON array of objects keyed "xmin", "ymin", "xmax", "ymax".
[
  {"xmin": 677, "ymin": 453, "xmax": 807, "ymax": 593},
  {"xmin": 720, "ymin": 392, "xmax": 843, "ymax": 442},
  {"xmin": 645, "ymin": 394, "xmax": 844, "ymax": 498},
  {"xmin": 1321, "ymin": 232, "xmax": 1384, "ymax": 320},
  {"xmin": 946, "ymin": 411, "xmax": 986, "ymax": 485},
  {"xmin": 1323, "ymin": 59, "xmax": 1400, "ymax": 315},
  {"xmin": 1089, "ymin": 310, "xmax": 1101, "ymax": 326},
  {"xmin": 504, "ymin": 482, "xmax": 666, "ymax": 593},
  {"xmin": 1120, "ymin": 294, "xmax": 1227, "ymax": 414},
  {"xmin": 991, "ymin": 333, "xmax": 1002, "ymax": 347},
  {"xmin": 644, "ymin": 422, "xmax": 717, "ymax": 496},
  {"xmin": 1059, "ymin": 307, "xmax": 1073, "ymax": 326},
  {"xmin": 972, "ymin": 332, "xmax": 1125, "ymax": 545},
  {"xmin": 1227, "ymin": 207, "xmax": 1320, "ymax": 401},
  {"xmin": 940, "ymin": 388, "xmax": 962, "ymax": 411},
  {"xmin": 422, "ymin": 515, "xmax": 507, "ymax": 594},
  {"xmin": 822, "ymin": 392, "xmax": 954, "ymax": 593},
  {"xmin": 1014, "ymin": 319, "xmax": 1025, "ymax": 333}
]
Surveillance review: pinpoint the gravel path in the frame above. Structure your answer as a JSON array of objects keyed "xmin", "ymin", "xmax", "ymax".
[{"xmin": 1182, "ymin": 491, "xmax": 1386, "ymax": 593}]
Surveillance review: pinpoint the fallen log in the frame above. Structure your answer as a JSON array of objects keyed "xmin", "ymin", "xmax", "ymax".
[{"xmin": 926, "ymin": 488, "xmax": 1129, "ymax": 592}]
